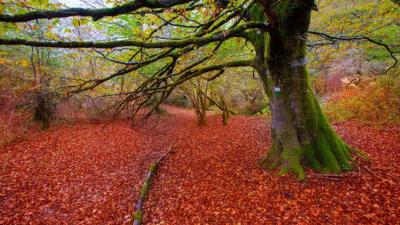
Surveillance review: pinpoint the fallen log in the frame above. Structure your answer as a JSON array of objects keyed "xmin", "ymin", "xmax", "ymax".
[{"xmin": 132, "ymin": 143, "xmax": 174, "ymax": 225}]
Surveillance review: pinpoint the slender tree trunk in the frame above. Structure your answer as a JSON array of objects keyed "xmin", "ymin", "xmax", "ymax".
[
  {"xmin": 249, "ymin": 1, "xmax": 353, "ymax": 179},
  {"xmin": 190, "ymin": 78, "xmax": 207, "ymax": 126},
  {"xmin": 196, "ymin": 85, "xmax": 207, "ymax": 126},
  {"xmin": 221, "ymin": 98, "xmax": 228, "ymax": 125},
  {"xmin": 30, "ymin": 46, "xmax": 37, "ymax": 86}
]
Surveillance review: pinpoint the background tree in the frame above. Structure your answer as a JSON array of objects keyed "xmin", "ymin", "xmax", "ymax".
[{"xmin": 180, "ymin": 77, "xmax": 209, "ymax": 125}]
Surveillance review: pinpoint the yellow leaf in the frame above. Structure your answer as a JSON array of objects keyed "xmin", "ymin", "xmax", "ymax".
[
  {"xmin": 20, "ymin": 60, "xmax": 30, "ymax": 67},
  {"xmin": 0, "ymin": 58, "xmax": 8, "ymax": 64},
  {"xmin": 72, "ymin": 19, "xmax": 80, "ymax": 27}
]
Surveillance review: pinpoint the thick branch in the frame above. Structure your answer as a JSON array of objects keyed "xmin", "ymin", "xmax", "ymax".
[
  {"xmin": 0, "ymin": 0, "xmax": 194, "ymax": 22},
  {"xmin": 0, "ymin": 22, "xmax": 268, "ymax": 49}
]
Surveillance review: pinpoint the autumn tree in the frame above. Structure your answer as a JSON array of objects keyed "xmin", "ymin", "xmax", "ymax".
[
  {"xmin": 180, "ymin": 78, "xmax": 209, "ymax": 125},
  {"xmin": 0, "ymin": 0, "xmax": 398, "ymax": 179}
]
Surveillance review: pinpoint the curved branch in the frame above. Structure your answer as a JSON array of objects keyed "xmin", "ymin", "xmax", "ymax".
[
  {"xmin": 308, "ymin": 31, "xmax": 399, "ymax": 72},
  {"xmin": 145, "ymin": 59, "xmax": 255, "ymax": 92},
  {"xmin": 63, "ymin": 35, "xmax": 226, "ymax": 95},
  {"xmin": 152, "ymin": 13, "xmax": 202, "ymax": 29},
  {"xmin": 0, "ymin": 22, "xmax": 268, "ymax": 49},
  {"xmin": 131, "ymin": 3, "xmax": 204, "ymax": 15},
  {"xmin": 0, "ymin": 0, "xmax": 194, "ymax": 22}
]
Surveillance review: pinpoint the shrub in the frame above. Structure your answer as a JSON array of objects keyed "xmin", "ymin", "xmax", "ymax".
[{"xmin": 324, "ymin": 73, "xmax": 400, "ymax": 124}]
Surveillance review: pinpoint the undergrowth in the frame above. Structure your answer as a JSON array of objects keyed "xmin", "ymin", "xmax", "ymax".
[{"xmin": 324, "ymin": 73, "xmax": 400, "ymax": 125}]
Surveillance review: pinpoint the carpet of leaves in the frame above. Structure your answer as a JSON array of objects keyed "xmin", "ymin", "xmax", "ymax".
[{"xmin": 0, "ymin": 106, "xmax": 399, "ymax": 224}]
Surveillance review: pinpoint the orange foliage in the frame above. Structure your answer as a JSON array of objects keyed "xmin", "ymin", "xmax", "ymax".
[{"xmin": 325, "ymin": 75, "xmax": 400, "ymax": 124}]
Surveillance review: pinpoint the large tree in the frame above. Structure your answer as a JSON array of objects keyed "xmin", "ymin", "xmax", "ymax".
[{"xmin": 0, "ymin": 0, "xmax": 397, "ymax": 179}]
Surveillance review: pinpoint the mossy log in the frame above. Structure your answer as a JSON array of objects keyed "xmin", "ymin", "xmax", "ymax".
[{"xmin": 132, "ymin": 143, "xmax": 174, "ymax": 225}]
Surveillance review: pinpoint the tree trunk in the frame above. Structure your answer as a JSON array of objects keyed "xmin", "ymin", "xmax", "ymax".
[
  {"xmin": 261, "ymin": 55, "xmax": 352, "ymax": 180},
  {"xmin": 221, "ymin": 98, "xmax": 228, "ymax": 125},
  {"xmin": 197, "ymin": 111, "xmax": 207, "ymax": 126},
  {"xmin": 250, "ymin": 1, "xmax": 353, "ymax": 179},
  {"xmin": 194, "ymin": 79, "xmax": 208, "ymax": 126}
]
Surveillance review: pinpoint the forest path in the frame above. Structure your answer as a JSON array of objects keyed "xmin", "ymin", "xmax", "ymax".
[
  {"xmin": 0, "ymin": 106, "xmax": 399, "ymax": 224},
  {"xmin": 144, "ymin": 106, "xmax": 400, "ymax": 224}
]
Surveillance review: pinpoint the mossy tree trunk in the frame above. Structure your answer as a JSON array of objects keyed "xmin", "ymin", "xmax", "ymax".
[{"xmin": 248, "ymin": 1, "xmax": 353, "ymax": 180}]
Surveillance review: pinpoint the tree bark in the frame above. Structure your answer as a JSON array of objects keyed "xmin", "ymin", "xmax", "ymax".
[{"xmin": 250, "ymin": 1, "xmax": 353, "ymax": 179}]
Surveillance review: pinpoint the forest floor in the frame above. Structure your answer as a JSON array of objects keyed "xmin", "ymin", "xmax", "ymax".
[{"xmin": 0, "ymin": 106, "xmax": 399, "ymax": 224}]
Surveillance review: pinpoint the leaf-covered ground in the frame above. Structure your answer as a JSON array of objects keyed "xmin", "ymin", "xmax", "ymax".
[{"xmin": 0, "ymin": 106, "xmax": 399, "ymax": 224}]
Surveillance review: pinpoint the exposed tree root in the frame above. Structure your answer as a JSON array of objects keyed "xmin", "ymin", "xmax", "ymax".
[
  {"xmin": 261, "ymin": 135, "xmax": 353, "ymax": 181},
  {"xmin": 260, "ymin": 96, "xmax": 355, "ymax": 180},
  {"xmin": 132, "ymin": 143, "xmax": 174, "ymax": 225}
]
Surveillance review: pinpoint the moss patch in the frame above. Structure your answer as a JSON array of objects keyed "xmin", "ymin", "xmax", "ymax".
[
  {"xmin": 140, "ymin": 179, "xmax": 151, "ymax": 198},
  {"xmin": 133, "ymin": 209, "xmax": 142, "ymax": 224}
]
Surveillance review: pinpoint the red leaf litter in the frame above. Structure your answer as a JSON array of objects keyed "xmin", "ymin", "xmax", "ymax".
[{"xmin": 1, "ymin": 106, "xmax": 399, "ymax": 224}]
